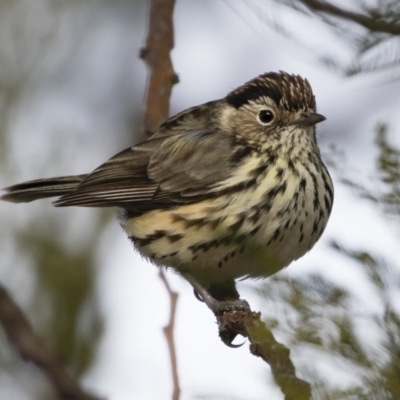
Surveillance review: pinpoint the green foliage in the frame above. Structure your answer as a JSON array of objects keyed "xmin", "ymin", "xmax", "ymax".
[
  {"xmin": 17, "ymin": 225, "xmax": 103, "ymax": 377},
  {"xmin": 333, "ymin": 123, "xmax": 400, "ymax": 218}
]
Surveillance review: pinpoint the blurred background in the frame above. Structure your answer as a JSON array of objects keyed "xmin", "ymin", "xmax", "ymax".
[{"xmin": 0, "ymin": 0, "xmax": 399, "ymax": 399}]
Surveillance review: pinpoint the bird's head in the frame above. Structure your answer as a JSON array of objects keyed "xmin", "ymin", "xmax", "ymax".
[{"xmin": 220, "ymin": 71, "xmax": 325, "ymax": 149}]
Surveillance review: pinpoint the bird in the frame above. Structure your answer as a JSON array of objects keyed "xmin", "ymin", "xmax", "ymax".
[{"xmin": 2, "ymin": 71, "xmax": 333, "ymax": 320}]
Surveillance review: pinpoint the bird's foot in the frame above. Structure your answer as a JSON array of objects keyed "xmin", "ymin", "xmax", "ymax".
[
  {"xmin": 195, "ymin": 290, "xmax": 250, "ymax": 315},
  {"xmin": 185, "ymin": 274, "xmax": 251, "ymax": 347}
]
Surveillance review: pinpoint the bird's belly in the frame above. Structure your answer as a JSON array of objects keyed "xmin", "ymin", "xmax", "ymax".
[
  {"xmin": 121, "ymin": 186, "xmax": 328, "ymax": 284},
  {"xmin": 124, "ymin": 218, "xmax": 284, "ymax": 284}
]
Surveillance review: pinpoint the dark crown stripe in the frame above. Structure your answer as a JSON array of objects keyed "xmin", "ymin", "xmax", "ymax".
[
  {"xmin": 227, "ymin": 83, "xmax": 282, "ymax": 110},
  {"xmin": 226, "ymin": 71, "xmax": 316, "ymax": 111}
]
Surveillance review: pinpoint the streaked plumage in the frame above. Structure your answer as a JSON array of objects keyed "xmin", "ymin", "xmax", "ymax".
[{"xmin": 1, "ymin": 71, "xmax": 333, "ymax": 298}]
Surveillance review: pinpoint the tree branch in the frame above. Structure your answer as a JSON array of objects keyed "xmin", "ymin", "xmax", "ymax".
[
  {"xmin": 140, "ymin": 0, "xmax": 179, "ymax": 135},
  {"xmin": 0, "ymin": 284, "xmax": 102, "ymax": 400},
  {"xmin": 218, "ymin": 309, "xmax": 312, "ymax": 400},
  {"xmin": 184, "ymin": 271, "xmax": 312, "ymax": 399}
]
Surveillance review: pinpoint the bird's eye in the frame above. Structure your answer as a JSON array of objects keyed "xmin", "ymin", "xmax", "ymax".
[{"xmin": 257, "ymin": 110, "xmax": 274, "ymax": 125}]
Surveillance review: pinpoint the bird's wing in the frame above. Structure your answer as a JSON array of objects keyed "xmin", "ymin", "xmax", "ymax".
[{"xmin": 54, "ymin": 130, "xmax": 254, "ymax": 209}]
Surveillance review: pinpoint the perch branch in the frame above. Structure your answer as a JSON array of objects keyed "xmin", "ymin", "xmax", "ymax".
[
  {"xmin": 183, "ymin": 273, "xmax": 312, "ymax": 399},
  {"xmin": 218, "ymin": 309, "xmax": 312, "ymax": 400}
]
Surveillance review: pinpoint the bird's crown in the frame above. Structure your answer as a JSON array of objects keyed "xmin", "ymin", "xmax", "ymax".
[{"xmin": 227, "ymin": 71, "xmax": 316, "ymax": 112}]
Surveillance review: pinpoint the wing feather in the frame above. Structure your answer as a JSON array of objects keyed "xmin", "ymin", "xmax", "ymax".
[{"xmin": 55, "ymin": 130, "xmax": 251, "ymax": 209}]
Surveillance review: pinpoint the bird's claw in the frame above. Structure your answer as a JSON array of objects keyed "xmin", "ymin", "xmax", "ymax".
[
  {"xmin": 185, "ymin": 273, "xmax": 250, "ymax": 348},
  {"xmin": 219, "ymin": 328, "xmax": 246, "ymax": 348},
  {"xmin": 193, "ymin": 289, "xmax": 204, "ymax": 302}
]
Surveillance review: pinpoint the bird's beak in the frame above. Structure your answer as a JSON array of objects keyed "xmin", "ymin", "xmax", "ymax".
[{"xmin": 294, "ymin": 112, "xmax": 326, "ymax": 127}]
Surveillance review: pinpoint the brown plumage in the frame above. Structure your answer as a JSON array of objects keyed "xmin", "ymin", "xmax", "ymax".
[{"xmin": 2, "ymin": 71, "xmax": 333, "ymax": 311}]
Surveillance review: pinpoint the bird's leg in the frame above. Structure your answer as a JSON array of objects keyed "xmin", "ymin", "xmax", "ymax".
[
  {"xmin": 184, "ymin": 274, "xmax": 250, "ymax": 314},
  {"xmin": 183, "ymin": 273, "xmax": 251, "ymax": 347}
]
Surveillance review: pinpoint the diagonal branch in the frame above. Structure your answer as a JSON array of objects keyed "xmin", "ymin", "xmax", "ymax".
[
  {"xmin": 184, "ymin": 273, "xmax": 312, "ymax": 399},
  {"xmin": 0, "ymin": 284, "xmax": 102, "ymax": 400},
  {"xmin": 218, "ymin": 310, "xmax": 312, "ymax": 400}
]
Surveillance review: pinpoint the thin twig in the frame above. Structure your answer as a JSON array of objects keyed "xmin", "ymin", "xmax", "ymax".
[
  {"xmin": 297, "ymin": 0, "xmax": 400, "ymax": 35},
  {"xmin": 158, "ymin": 270, "xmax": 181, "ymax": 400},
  {"xmin": 0, "ymin": 284, "xmax": 102, "ymax": 400},
  {"xmin": 141, "ymin": 1, "xmax": 180, "ymax": 400}
]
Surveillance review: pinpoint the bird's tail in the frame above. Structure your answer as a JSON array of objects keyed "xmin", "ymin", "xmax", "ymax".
[{"xmin": 1, "ymin": 175, "xmax": 85, "ymax": 203}]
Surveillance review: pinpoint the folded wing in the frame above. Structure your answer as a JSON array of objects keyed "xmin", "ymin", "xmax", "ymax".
[{"xmin": 54, "ymin": 130, "xmax": 249, "ymax": 209}]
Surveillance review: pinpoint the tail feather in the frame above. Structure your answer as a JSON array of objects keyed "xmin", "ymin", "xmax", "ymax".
[{"xmin": 1, "ymin": 175, "xmax": 85, "ymax": 203}]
